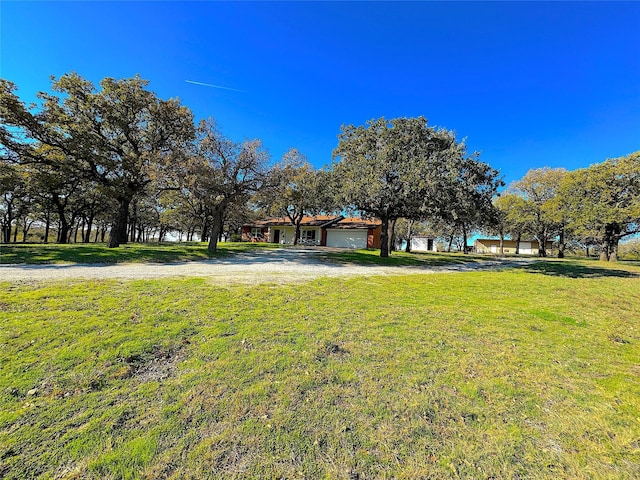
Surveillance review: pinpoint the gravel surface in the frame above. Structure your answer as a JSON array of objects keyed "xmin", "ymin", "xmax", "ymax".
[{"xmin": 0, "ymin": 248, "xmax": 528, "ymax": 284}]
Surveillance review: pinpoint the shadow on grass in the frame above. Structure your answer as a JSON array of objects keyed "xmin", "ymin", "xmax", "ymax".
[
  {"xmin": 322, "ymin": 250, "xmax": 486, "ymax": 267},
  {"xmin": 520, "ymin": 261, "xmax": 639, "ymax": 279},
  {"xmin": 0, "ymin": 242, "xmax": 281, "ymax": 265}
]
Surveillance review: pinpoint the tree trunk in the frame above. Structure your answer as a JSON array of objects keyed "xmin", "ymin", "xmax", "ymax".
[
  {"xmin": 599, "ymin": 223, "xmax": 621, "ymax": 262},
  {"xmin": 2, "ymin": 221, "xmax": 10, "ymax": 243},
  {"xmin": 404, "ymin": 219, "xmax": 413, "ymax": 253},
  {"xmin": 84, "ymin": 214, "xmax": 94, "ymax": 243},
  {"xmin": 77, "ymin": 217, "xmax": 85, "ymax": 243},
  {"xmin": 2, "ymin": 198, "xmax": 13, "ymax": 243},
  {"xmin": 207, "ymin": 209, "xmax": 225, "ymax": 253},
  {"xmin": 22, "ymin": 219, "xmax": 33, "ymax": 242},
  {"xmin": 600, "ymin": 229, "xmax": 611, "ymax": 261},
  {"xmin": 610, "ymin": 240, "xmax": 619, "ymax": 262},
  {"xmin": 388, "ymin": 218, "xmax": 397, "ymax": 252},
  {"xmin": 51, "ymin": 194, "xmax": 71, "ymax": 244},
  {"xmin": 538, "ymin": 230, "xmax": 547, "ymax": 257},
  {"xmin": 129, "ymin": 202, "xmax": 137, "ymax": 243},
  {"xmin": 379, "ymin": 215, "xmax": 390, "ymax": 258},
  {"xmin": 462, "ymin": 223, "xmax": 468, "ymax": 254},
  {"xmin": 12, "ymin": 217, "xmax": 19, "ymax": 242},
  {"xmin": 557, "ymin": 224, "xmax": 565, "ymax": 258},
  {"xmin": 293, "ymin": 220, "xmax": 301, "ymax": 246},
  {"xmin": 44, "ymin": 210, "xmax": 51, "ymax": 243},
  {"xmin": 515, "ymin": 232, "xmax": 521, "ymax": 255},
  {"xmin": 499, "ymin": 233, "xmax": 505, "ymax": 256},
  {"xmin": 201, "ymin": 217, "xmax": 209, "ymax": 242},
  {"xmin": 108, "ymin": 198, "xmax": 131, "ymax": 248}
]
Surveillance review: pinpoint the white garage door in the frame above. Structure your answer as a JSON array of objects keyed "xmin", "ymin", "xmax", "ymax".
[
  {"xmin": 520, "ymin": 241, "xmax": 532, "ymax": 254},
  {"xmin": 326, "ymin": 229, "xmax": 367, "ymax": 249}
]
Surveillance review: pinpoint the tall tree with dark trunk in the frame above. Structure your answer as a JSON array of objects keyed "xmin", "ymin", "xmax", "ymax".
[
  {"xmin": 259, "ymin": 149, "xmax": 325, "ymax": 245},
  {"xmin": 0, "ymin": 161, "xmax": 23, "ymax": 243},
  {"xmin": 181, "ymin": 120, "xmax": 269, "ymax": 253},
  {"xmin": 510, "ymin": 167, "xmax": 567, "ymax": 257},
  {"xmin": 489, "ymin": 193, "xmax": 529, "ymax": 255},
  {"xmin": 438, "ymin": 153, "xmax": 503, "ymax": 253},
  {"xmin": 0, "ymin": 74, "xmax": 195, "ymax": 247},
  {"xmin": 332, "ymin": 116, "xmax": 492, "ymax": 257},
  {"xmin": 558, "ymin": 151, "xmax": 640, "ymax": 261}
]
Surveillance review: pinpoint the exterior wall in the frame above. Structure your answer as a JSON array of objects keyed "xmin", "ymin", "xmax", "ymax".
[
  {"xmin": 367, "ymin": 227, "xmax": 381, "ymax": 249},
  {"xmin": 269, "ymin": 226, "xmax": 293, "ymax": 244},
  {"xmin": 242, "ymin": 220, "xmax": 382, "ymax": 249},
  {"xmin": 269, "ymin": 226, "xmax": 321, "ymax": 245},
  {"xmin": 474, "ymin": 239, "xmax": 552, "ymax": 255},
  {"xmin": 242, "ymin": 226, "xmax": 268, "ymax": 242},
  {"xmin": 410, "ymin": 237, "xmax": 436, "ymax": 252}
]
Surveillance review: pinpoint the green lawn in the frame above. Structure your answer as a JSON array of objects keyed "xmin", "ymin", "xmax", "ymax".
[
  {"xmin": 1, "ymin": 262, "xmax": 639, "ymax": 478},
  {"xmin": 322, "ymin": 248, "xmax": 492, "ymax": 267},
  {"xmin": 0, "ymin": 242, "xmax": 282, "ymax": 265}
]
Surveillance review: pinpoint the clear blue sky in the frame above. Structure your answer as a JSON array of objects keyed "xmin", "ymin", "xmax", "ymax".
[{"xmin": 1, "ymin": 1, "xmax": 639, "ymax": 185}]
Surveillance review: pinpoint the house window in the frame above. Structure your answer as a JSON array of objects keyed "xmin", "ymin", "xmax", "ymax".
[
  {"xmin": 301, "ymin": 229, "xmax": 316, "ymax": 241},
  {"xmin": 250, "ymin": 227, "xmax": 263, "ymax": 239}
]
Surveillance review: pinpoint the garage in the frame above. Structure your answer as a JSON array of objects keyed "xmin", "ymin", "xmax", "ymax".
[
  {"xmin": 325, "ymin": 229, "xmax": 368, "ymax": 249},
  {"xmin": 519, "ymin": 241, "xmax": 533, "ymax": 254}
]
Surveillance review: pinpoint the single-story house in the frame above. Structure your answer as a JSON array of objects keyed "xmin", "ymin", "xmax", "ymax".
[
  {"xmin": 242, "ymin": 215, "xmax": 381, "ymax": 249},
  {"xmin": 474, "ymin": 238, "xmax": 553, "ymax": 255}
]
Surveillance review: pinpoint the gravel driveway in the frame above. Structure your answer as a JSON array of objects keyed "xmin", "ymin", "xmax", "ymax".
[{"xmin": 0, "ymin": 248, "xmax": 524, "ymax": 284}]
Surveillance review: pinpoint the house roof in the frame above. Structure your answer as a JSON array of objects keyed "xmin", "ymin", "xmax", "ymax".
[
  {"xmin": 474, "ymin": 238, "xmax": 553, "ymax": 245},
  {"xmin": 246, "ymin": 215, "xmax": 342, "ymax": 228},
  {"xmin": 329, "ymin": 217, "xmax": 382, "ymax": 229},
  {"xmin": 245, "ymin": 215, "xmax": 382, "ymax": 229}
]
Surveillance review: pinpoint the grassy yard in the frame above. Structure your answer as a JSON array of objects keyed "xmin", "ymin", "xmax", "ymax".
[
  {"xmin": 0, "ymin": 242, "xmax": 497, "ymax": 269},
  {"xmin": 0, "ymin": 242, "xmax": 282, "ymax": 265},
  {"xmin": 321, "ymin": 248, "xmax": 492, "ymax": 267},
  {"xmin": 1, "ymin": 261, "xmax": 639, "ymax": 478}
]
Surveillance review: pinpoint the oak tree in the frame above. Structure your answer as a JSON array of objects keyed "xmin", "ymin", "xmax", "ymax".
[
  {"xmin": 332, "ymin": 116, "xmax": 497, "ymax": 257},
  {"xmin": 0, "ymin": 74, "xmax": 195, "ymax": 247},
  {"xmin": 260, "ymin": 149, "xmax": 325, "ymax": 245},
  {"xmin": 559, "ymin": 152, "xmax": 640, "ymax": 261},
  {"xmin": 183, "ymin": 119, "xmax": 269, "ymax": 253}
]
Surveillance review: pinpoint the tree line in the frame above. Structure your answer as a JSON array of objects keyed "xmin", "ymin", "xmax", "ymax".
[
  {"xmin": 1, "ymin": 73, "xmax": 638, "ymax": 260},
  {"xmin": 488, "ymin": 154, "xmax": 640, "ymax": 262}
]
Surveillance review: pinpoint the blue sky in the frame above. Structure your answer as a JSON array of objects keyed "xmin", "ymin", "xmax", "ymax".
[{"xmin": 1, "ymin": 1, "xmax": 639, "ymax": 186}]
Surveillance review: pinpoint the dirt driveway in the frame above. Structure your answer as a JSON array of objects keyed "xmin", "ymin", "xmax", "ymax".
[{"xmin": 0, "ymin": 248, "xmax": 524, "ymax": 284}]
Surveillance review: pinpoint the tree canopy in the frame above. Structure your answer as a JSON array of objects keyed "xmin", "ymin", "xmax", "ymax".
[
  {"xmin": 258, "ymin": 148, "xmax": 333, "ymax": 245},
  {"xmin": 333, "ymin": 116, "xmax": 501, "ymax": 257},
  {"xmin": 0, "ymin": 73, "xmax": 195, "ymax": 247},
  {"xmin": 182, "ymin": 119, "xmax": 270, "ymax": 253},
  {"xmin": 558, "ymin": 151, "xmax": 640, "ymax": 261},
  {"xmin": 2, "ymin": 74, "xmax": 638, "ymax": 261}
]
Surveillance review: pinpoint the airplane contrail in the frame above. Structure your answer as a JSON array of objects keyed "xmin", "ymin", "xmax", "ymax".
[{"xmin": 185, "ymin": 80, "xmax": 244, "ymax": 92}]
